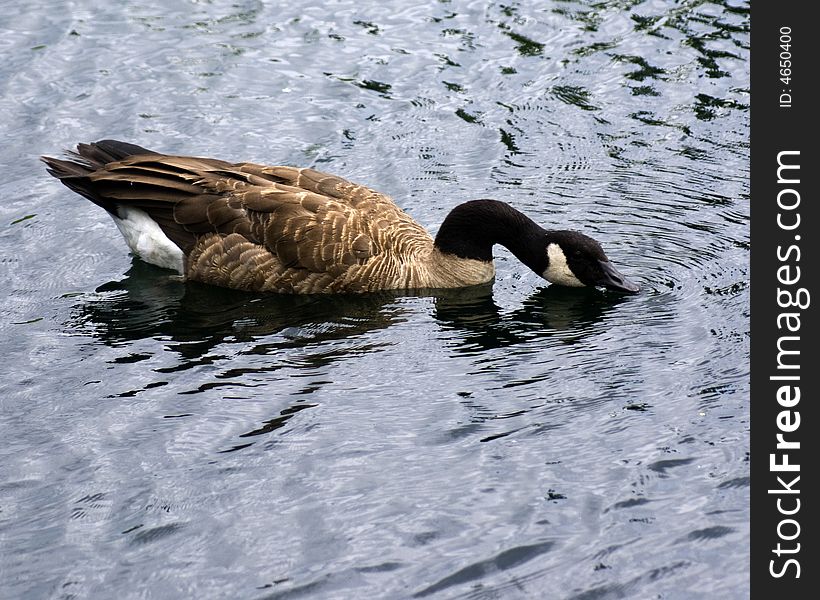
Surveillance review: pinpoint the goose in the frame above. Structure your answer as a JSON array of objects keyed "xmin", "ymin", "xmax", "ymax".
[{"xmin": 42, "ymin": 140, "xmax": 639, "ymax": 295}]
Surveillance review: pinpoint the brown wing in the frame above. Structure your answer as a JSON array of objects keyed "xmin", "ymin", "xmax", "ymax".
[{"xmin": 42, "ymin": 141, "xmax": 433, "ymax": 290}]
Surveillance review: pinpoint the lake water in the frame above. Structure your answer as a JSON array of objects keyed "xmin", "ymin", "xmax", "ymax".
[{"xmin": 1, "ymin": 1, "xmax": 749, "ymax": 598}]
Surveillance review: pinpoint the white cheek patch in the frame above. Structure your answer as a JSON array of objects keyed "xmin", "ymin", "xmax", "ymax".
[{"xmin": 542, "ymin": 243, "xmax": 585, "ymax": 287}]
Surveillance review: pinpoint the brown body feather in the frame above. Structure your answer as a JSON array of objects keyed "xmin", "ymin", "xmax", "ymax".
[{"xmin": 42, "ymin": 141, "xmax": 494, "ymax": 293}]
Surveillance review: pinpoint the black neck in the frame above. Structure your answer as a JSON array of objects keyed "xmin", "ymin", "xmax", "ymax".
[{"xmin": 434, "ymin": 199, "xmax": 548, "ymax": 274}]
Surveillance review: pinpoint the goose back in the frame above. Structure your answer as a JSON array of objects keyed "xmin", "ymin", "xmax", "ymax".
[{"xmin": 43, "ymin": 141, "xmax": 494, "ymax": 293}]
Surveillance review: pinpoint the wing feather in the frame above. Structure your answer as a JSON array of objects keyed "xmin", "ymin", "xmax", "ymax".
[{"xmin": 43, "ymin": 141, "xmax": 436, "ymax": 292}]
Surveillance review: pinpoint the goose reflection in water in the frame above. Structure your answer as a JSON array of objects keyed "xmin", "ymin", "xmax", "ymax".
[{"xmin": 68, "ymin": 260, "xmax": 629, "ymax": 360}]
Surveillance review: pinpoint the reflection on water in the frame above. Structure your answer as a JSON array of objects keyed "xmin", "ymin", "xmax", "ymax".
[
  {"xmin": 70, "ymin": 261, "xmax": 632, "ymax": 360},
  {"xmin": 64, "ymin": 262, "xmax": 648, "ymax": 456},
  {"xmin": 435, "ymin": 284, "xmax": 630, "ymax": 353},
  {"xmin": 69, "ymin": 261, "xmax": 405, "ymax": 356}
]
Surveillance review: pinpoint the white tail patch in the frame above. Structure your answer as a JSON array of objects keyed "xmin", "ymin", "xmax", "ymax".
[
  {"xmin": 542, "ymin": 243, "xmax": 584, "ymax": 287},
  {"xmin": 110, "ymin": 207, "xmax": 185, "ymax": 274}
]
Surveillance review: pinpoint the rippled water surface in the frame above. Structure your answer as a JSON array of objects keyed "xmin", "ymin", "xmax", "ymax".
[{"xmin": 1, "ymin": 1, "xmax": 749, "ymax": 598}]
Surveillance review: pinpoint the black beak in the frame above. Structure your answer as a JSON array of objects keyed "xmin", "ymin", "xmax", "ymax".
[{"xmin": 596, "ymin": 260, "xmax": 639, "ymax": 294}]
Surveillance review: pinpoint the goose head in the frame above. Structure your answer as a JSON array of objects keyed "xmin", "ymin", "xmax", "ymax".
[
  {"xmin": 540, "ymin": 230, "xmax": 639, "ymax": 294},
  {"xmin": 433, "ymin": 200, "xmax": 640, "ymax": 294}
]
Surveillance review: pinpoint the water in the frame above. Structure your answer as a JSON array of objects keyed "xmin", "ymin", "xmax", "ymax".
[{"xmin": 1, "ymin": 1, "xmax": 749, "ymax": 598}]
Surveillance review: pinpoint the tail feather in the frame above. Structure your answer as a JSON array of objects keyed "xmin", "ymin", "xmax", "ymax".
[
  {"xmin": 41, "ymin": 139, "xmax": 158, "ymax": 213},
  {"xmin": 42, "ymin": 140, "xmax": 189, "ymax": 271},
  {"xmin": 75, "ymin": 139, "xmax": 158, "ymax": 167}
]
